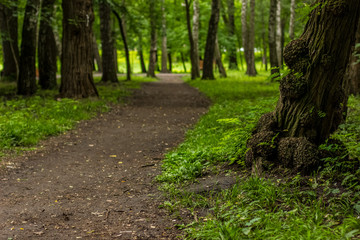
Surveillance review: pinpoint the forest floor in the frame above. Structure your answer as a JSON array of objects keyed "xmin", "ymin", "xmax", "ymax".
[{"xmin": 0, "ymin": 74, "xmax": 210, "ymax": 240}]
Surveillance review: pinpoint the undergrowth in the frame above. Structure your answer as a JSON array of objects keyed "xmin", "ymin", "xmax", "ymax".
[
  {"xmin": 158, "ymin": 71, "xmax": 360, "ymax": 239},
  {"xmin": 0, "ymin": 76, "xmax": 153, "ymax": 157}
]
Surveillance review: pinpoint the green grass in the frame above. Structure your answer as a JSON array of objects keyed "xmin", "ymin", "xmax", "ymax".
[
  {"xmin": 157, "ymin": 71, "xmax": 279, "ymax": 183},
  {"xmin": 157, "ymin": 70, "xmax": 360, "ymax": 239},
  {"xmin": 0, "ymin": 76, "xmax": 153, "ymax": 156}
]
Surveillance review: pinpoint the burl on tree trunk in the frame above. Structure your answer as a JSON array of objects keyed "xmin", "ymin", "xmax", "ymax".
[{"xmin": 246, "ymin": 0, "xmax": 360, "ymax": 175}]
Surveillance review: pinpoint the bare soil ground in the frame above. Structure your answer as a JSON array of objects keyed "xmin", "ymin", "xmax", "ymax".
[{"xmin": 0, "ymin": 74, "xmax": 210, "ymax": 240}]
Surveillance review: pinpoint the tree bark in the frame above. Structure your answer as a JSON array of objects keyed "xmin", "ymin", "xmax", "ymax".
[
  {"xmin": 60, "ymin": 0, "xmax": 98, "ymax": 98},
  {"xmin": 276, "ymin": 0, "xmax": 282, "ymax": 67},
  {"xmin": 192, "ymin": 0, "xmax": 201, "ymax": 77},
  {"xmin": 185, "ymin": 0, "xmax": 200, "ymax": 79},
  {"xmin": 160, "ymin": 0, "xmax": 169, "ymax": 73},
  {"xmin": 269, "ymin": 0, "xmax": 280, "ymax": 79},
  {"xmin": 138, "ymin": 34, "xmax": 147, "ymax": 73},
  {"xmin": 18, "ymin": 0, "xmax": 40, "ymax": 95},
  {"xmin": 289, "ymin": 0, "xmax": 296, "ymax": 40},
  {"xmin": 227, "ymin": 0, "xmax": 238, "ymax": 70},
  {"xmin": 215, "ymin": 37, "xmax": 227, "ymax": 78},
  {"xmin": 202, "ymin": 0, "xmax": 220, "ymax": 80},
  {"xmin": 99, "ymin": 0, "xmax": 118, "ymax": 83},
  {"xmin": 0, "ymin": 2, "xmax": 19, "ymax": 82},
  {"xmin": 113, "ymin": 10, "xmax": 131, "ymax": 81},
  {"xmin": 348, "ymin": 18, "xmax": 360, "ymax": 95},
  {"xmin": 38, "ymin": 0, "xmax": 58, "ymax": 90},
  {"xmin": 92, "ymin": 35, "xmax": 102, "ymax": 72},
  {"xmin": 242, "ymin": 0, "xmax": 257, "ymax": 76},
  {"xmin": 246, "ymin": 0, "xmax": 360, "ymax": 174},
  {"xmin": 147, "ymin": 0, "xmax": 157, "ymax": 78}
]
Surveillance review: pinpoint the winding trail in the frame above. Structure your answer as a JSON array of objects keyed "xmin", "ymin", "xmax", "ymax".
[{"xmin": 0, "ymin": 74, "xmax": 210, "ymax": 239}]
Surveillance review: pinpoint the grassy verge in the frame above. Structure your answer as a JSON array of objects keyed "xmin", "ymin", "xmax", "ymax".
[
  {"xmin": 158, "ymin": 71, "xmax": 360, "ymax": 239},
  {"xmin": 0, "ymin": 76, "xmax": 153, "ymax": 157}
]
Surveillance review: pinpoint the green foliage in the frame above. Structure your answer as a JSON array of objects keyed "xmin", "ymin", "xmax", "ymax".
[
  {"xmin": 157, "ymin": 71, "xmax": 278, "ymax": 183},
  {"xmin": 0, "ymin": 76, "xmax": 152, "ymax": 155},
  {"xmin": 184, "ymin": 177, "xmax": 360, "ymax": 240},
  {"xmin": 158, "ymin": 71, "xmax": 360, "ymax": 239}
]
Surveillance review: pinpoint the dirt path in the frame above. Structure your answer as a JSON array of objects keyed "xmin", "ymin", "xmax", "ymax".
[{"xmin": 0, "ymin": 74, "xmax": 210, "ymax": 240}]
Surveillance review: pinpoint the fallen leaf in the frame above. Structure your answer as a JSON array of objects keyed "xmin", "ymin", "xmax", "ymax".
[{"xmin": 110, "ymin": 155, "xmax": 117, "ymax": 158}]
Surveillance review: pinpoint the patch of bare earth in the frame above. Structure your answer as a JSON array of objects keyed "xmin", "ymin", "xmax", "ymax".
[{"xmin": 0, "ymin": 74, "xmax": 210, "ymax": 240}]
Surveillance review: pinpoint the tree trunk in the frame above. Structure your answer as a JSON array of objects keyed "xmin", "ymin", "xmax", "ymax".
[
  {"xmin": 18, "ymin": 0, "xmax": 40, "ymax": 95},
  {"xmin": 261, "ymin": 6, "xmax": 268, "ymax": 71},
  {"xmin": 227, "ymin": 0, "xmax": 238, "ymax": 70},
  {"xmin": 92, "ymin": 35, "xmax": 102, "ymax": 72},
  {"xmin": 242, "ymin": 0, "xmax": 257, "ymax": 76},
  {"xmin": 246, "ymin": 0, "xmax": 360, "ymax": 175},
  {"xmin": 38, "ymin": 0, "xmax": 58, "ymax": 90},
  {"xmin": 138, "ymin": 34, "xmax": 147, "ymax": 73},
  {"xmin": 147, "ymin": 0, "xmax": 157, "ymax": 78},
  {"xmin": 202, "ymin": 0, "xmax": 220, "ymax": 80},
  {"xmin": 181, "ymin": 52, "xmax": 187, "ymax": 72},
  {"xmin": 241, "ymin": 0, "xmax": 248, "ymax": 71},
  {"xmin": 60, "ymin": 0, "xmax": 98, "ymax": 98},
  {"xmin": 276, "ymin": 0, "xmax": 282, "ymax": 67},
  {"xmin": 185, "ymin": 0, "xmax": 200, "ymax": 79},
  {"xmin": 215, "ymin": 37, "xmax": 227, "ymax": 78},
  {"xmin": 289, "ymin": 0, "xmax": 296, "ymax": 40},
  {"xmin": 160, "ymin": 0, "xmax": 169, "ymax": 73},
  {"xmin": 192, "ymin": 0, "xmax": 201, "ymax": 77},
  {"xmin": 268, "ymin": 0, "xmax": 280, "ymax": 79},
  {"xmin": 348, "ymin": 18, "xmax": 360, "ymax": 95},
  {"xmin": 0, "ymin": 2, "xmax": 19, "ymax": 82},
  {"xmin": 99, "ymin": 0, "xmax": 118, "ymax": 83},
  {"xmin": 168, "ymin": 52, "xmax": 172, "ymax": 72},
  {"xmin": 113, "ymin": 10, "xmax": 131, "ymax": 81}
]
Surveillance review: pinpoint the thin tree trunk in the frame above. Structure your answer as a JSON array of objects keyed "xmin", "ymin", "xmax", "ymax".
[
  {"xmin": 241, "ymin": 0, "xmax": 248, "ymax": 71},
  {"xmin": 261, "ymin": 6, "xmax": 268, "ymax": 71},
  {"xmin": 227, "ymin": 0, "xmax": 238, "ymax": 70},
  {"xmin": 246, "ymin": 0, "xmax": 360, "ymax": 174},
  {"xmin": 38, "ymin": 0, "xmax": 58, "ymax": 90},
  {"xmin": 192, "ymin": 0, "xmax": 200, "ymax": 77},
  {"xmin": 92, "ymin": 35, "xmax": 102, "ymax": 72},
  {"xmin": 160, "ymin": 0, "xmax": 169, "ymax": 73},
  {"xmin": 276, "ymin": 0, "xmax": 282, "ymax": 67},
  {"xmin": 289, "ymin": 0, "xmax": 296, "ymax": 40},
  {"xmin": 181, "ymin": 52, "xmax": 187, "ymax": 72},
  {"xmin": 18, "ymin": 0, "xmax": 41, "ymax": 95},
  {"xmin": 268, "ymin": 0, "xmax": 280, "ymax": 79},
  {"xmin": 99, "ymin": 0, "xmax": 118, "ymax": 83},
  {"xmin": 215, "ymin": 37, "xmax": 227, "ymax": 78},
  {"xmin": 348, "ymin": 18, "xmax": 360, "ymax": 95},
  {"xmin": 0, "ymin": 2, "xmax": 19, "ymax": 82},
  {"xmin": 147, "ymin": 0, "xmax": 157, "ymax": 78},
  {"xmin": 168, "ymin": 52, "xmax": 172, "ymax": 72},
  {"xmin": 138, "ymin": 34, "xmax": 147, "ymax": 73},
  {"xmin": 185, "ymin": 0, "xmax": 200, "ymax": 79},
  {"xmin": 202, "ymin": 0, "xmax": 220, "ymax": 80},
  {"xmin": 113, "ymin": 10, "xmax": 131, "ymax": 81},
  {"xmin": 247, "ymin": 0, "xmax": 257, "ymax": 76},
  {"xmin": 60, "ymin": 0, "xmax": 98, "ymax": 98}
]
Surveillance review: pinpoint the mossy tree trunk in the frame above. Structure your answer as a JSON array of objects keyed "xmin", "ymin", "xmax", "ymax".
[
  {"xmin": 60, "ymin": 0, "xmax": 98, "ymax": 98},
  {"xmin": 246, "ymin": 0, "xmax": 360, "ymax": 174},
  {"xmin": 38, "ymin": 0, "xmax": 58, "ymax": 90},
  {"xmin": 202, "ymin": 0, "xmax": 220, "ymax": 80}
]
